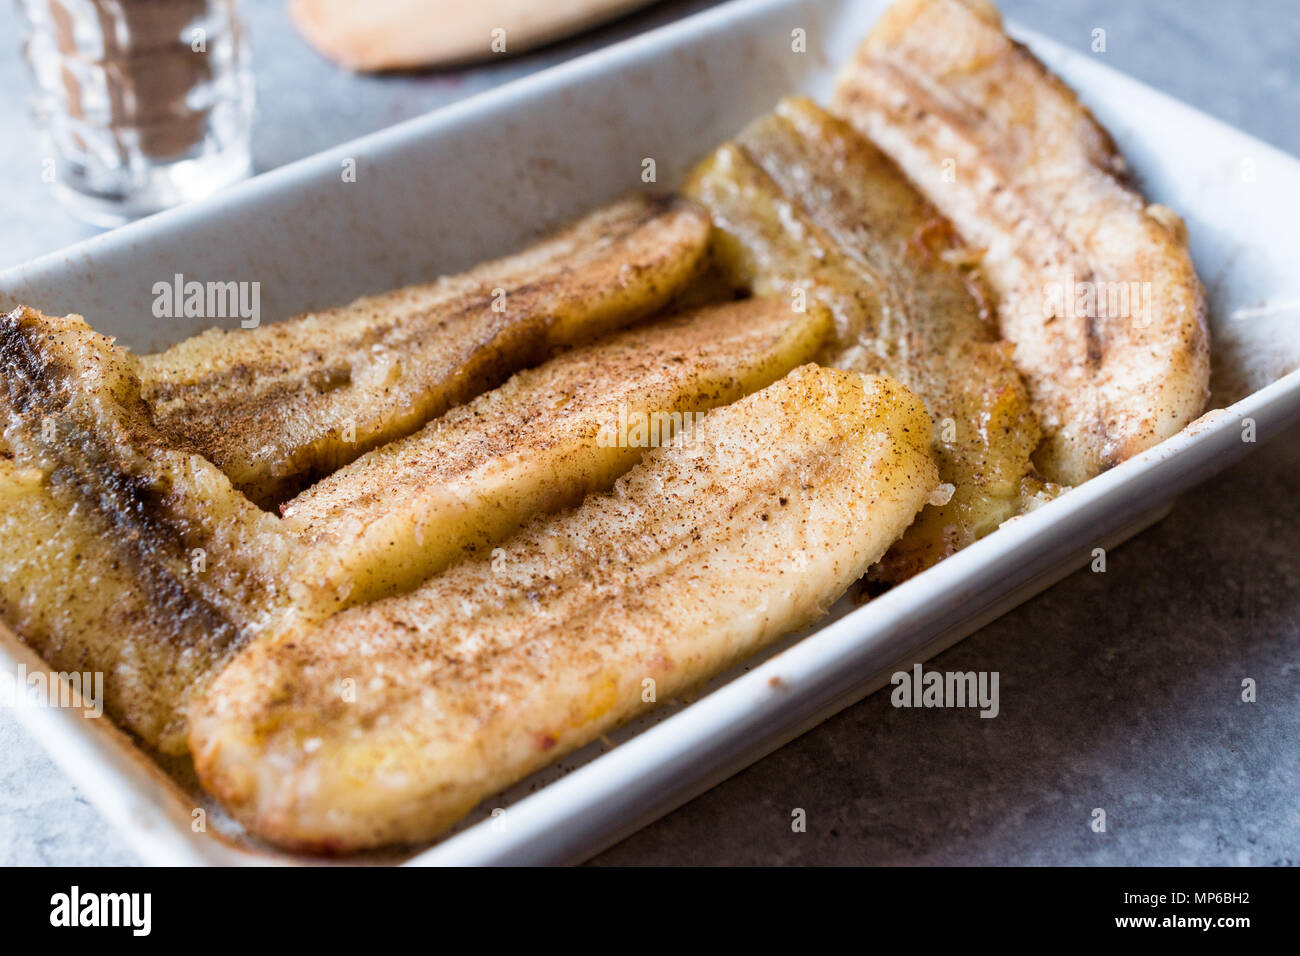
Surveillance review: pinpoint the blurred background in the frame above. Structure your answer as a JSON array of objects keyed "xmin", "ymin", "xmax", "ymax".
[{"xmin": 1, "ymin": 0, "xmax": 1298, "ymax": 866}]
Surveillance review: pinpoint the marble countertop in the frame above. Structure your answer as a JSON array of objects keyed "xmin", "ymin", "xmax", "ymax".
[{"xmin": 1, "ymin": 0, "xmax": 1297, "ymax": 866}]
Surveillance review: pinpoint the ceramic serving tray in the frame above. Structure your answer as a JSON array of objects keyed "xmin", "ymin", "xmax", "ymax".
[{"xmin": 2, "ymin": 0, "xmax": 1298, "ymax": 865}]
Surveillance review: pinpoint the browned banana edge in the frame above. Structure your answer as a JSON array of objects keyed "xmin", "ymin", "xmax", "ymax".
[{"xmin": 0, "ymin": 307, "xmax": 303, "ymax": 751}]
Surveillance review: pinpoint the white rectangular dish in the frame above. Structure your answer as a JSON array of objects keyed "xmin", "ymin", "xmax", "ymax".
[{"xmin": 2, "ymin": 0, "xmax": 1299, "ymax": 865}]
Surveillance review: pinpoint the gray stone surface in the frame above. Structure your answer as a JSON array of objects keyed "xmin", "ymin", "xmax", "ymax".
[{"xmin": 1, "ymin": 0, "xmax": 1297, "ymax": 866}]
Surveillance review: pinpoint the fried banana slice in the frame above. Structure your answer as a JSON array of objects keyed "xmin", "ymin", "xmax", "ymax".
[
  {"xmin": 283, "ymin": 298, "xmax": 832, "ymax": 610},
  {"xmin": 686, "ymin": 97, "xmax": 1044, "ymax": 579},
  {"xmin": 189, "ymin": 365, "xmax": 940, "ymax": 851},
  {"xmin": 0, "ymin": 308, "xmax": 307, "ymax": 751},
  {"xmin": 0, "ymin": 459, "xmax": 235, "ymax": 752},
  {"xmin": 140, "ymin": 197, "xmax": 711, "ymax": 506},
  {"xmin": 832, "ymin": 0, "xmax": 1210, "ymax": 484}
]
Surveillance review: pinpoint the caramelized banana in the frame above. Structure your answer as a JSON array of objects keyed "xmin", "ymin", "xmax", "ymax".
[
  {"xmin": 283, "ymin": 298, "xmax": 832, "ymax": 609},
  {"xmin": 832, "ymin": 0, "xmax": 1209, "ymax": 484},
  {"xmin": 189, "ymin": 366, "xmax": 940, "ymax": 851},
  {"xmin": 686, "ymin": 97, "xmax": 1046, "ymax": 579},
  {"xmin": 0, "ymin": 308, "xmax": 305, "ymax": 751},
  {"xmin": 140, "ymin": 197, "xmax": 711, "ymax": 505}
]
